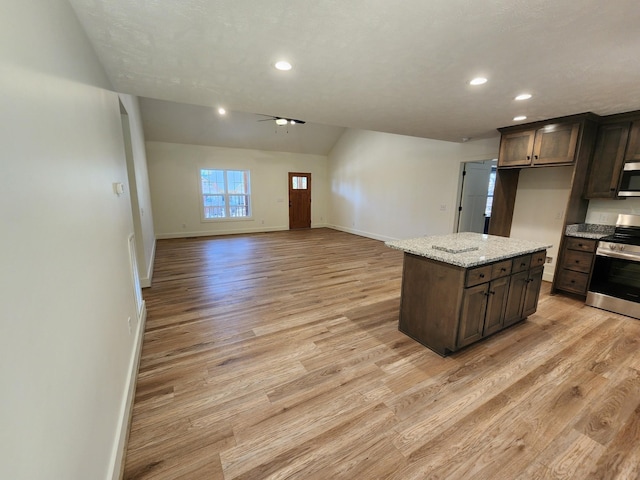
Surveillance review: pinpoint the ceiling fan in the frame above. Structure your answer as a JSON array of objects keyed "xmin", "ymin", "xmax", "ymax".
[{"xmin": 256, "ymin": 114, "xmax": 306, "ymax": 125}]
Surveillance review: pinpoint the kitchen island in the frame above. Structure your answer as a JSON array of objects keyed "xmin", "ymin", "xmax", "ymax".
[{"xmin": 386, "ymin": 232, "xmax": 551, "ymax": 356}]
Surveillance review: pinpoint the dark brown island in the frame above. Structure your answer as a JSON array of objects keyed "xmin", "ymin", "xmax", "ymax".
[{"xmin": 387, "ymin": 232, "xmax": 550, "ymax": 356}]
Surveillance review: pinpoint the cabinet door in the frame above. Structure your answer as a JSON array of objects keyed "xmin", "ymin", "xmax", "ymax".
[
  {"xmin": 585, "ymin": 122, "xmax": 630, "ymax": 198},
  {"xmin": 625, "ymin": 120, "xmax": 640, "ymax": 162},
  {"xmin": 532, "ymin": 123, "xmax": 580, "ymax": 165},
  {"xmin": 522, "ymin": 266, "xmax": 544, "ymax": 317},
  {"xmin": 504, "ymin": 270, "xmax": 528, "ymax": 326},
  {"xmin": 483, "ymin": 276, "xmax": 510, "ymax": 336},
  {"xmin": 498, "ymin": 130, "xmax": 536, "ymax": 167},
  {"xmin": 458, "ymin": 283, "xmax": 488, "ymax": 348}
]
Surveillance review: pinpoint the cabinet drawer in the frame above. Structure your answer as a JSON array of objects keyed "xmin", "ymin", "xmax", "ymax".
[
  {"xmin": 556, "ymin": 269, "xmax": 590, "ymax": 294},
  {"xmin": 465, "ymin": 265, "xmax": 492, "ymax": 287},
  {"xmin": 491, "ymin": 259, "xmax": 512, "ymax": 279},
  {"xmin": 565, "ymin": 237, "xmax": 597, "ymax": 253},
  {"xmin": 512, "ymin": 255, "xmax": 531, "ymax": 273},
  {"xmin": 530, "ymin": 250, "xmax": 547, "ymax": 268},
  {"xmin": 561, "ymin": 250, "xmax": 594, "ymax": 273}
]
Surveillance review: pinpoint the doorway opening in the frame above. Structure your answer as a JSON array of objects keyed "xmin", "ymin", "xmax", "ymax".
[
  {"xmin": 456, "ymin": 159, "xmax": 497, "ymax": 234},
  {"xmin": 288, "ymin": 172, "xmax": 311, "ymax": 229}
]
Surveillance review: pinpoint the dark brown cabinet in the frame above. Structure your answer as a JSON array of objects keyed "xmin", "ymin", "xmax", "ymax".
[
  {"xmin": 498, "ymin": 123, "xmax": 580, "ymax": 168},
  {"xmin": 504, "ymin": 252, "xmax": 546, "ymax": 327},
  {"xmin": 399, "ymin": 250, "xmax": 546, "ymax": 356},
  {"xmin": 490, "ymin": 114, "xmax": 599, "ymax": 239},
  {"xmin": 625, "ymin": 121, "xmax": 640, "ymax": 161},
  {"xmin": 585, "ymin": 122, "xmax": 630, "ymax": 198},
  {"xmin": 554, "ymin": 237, "xmax": 597, "ymax": 296}
]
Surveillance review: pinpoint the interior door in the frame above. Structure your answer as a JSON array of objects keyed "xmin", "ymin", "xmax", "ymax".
[
  {"xmin": 457, "ymin": 160, "xmax": 493, "ymax": 233},
  {"xmin": 289, "ymin": 172, "xmax": 311, "ymax": 229}
]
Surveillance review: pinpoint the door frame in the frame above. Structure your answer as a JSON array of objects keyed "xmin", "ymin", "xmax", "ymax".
[{"xmin": 455, "ymin": 159, "xmax": 497, "ymax": 233}]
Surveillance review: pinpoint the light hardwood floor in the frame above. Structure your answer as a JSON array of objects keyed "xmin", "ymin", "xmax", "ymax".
[{"xmin": 123, "ymin": 228, "xmax": 640, "ymax": 480}]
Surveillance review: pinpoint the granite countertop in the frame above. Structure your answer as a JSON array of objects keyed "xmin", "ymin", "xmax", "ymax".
[
  {"xmin": 385, "ymin": 232, "xmax": 551, "ymax": 268},
  {"xmin": 565, "ymin": 223, "xmax": 614, "ymax": 239}
]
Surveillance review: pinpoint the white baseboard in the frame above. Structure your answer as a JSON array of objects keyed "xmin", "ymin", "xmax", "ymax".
[
  {"xmin": 140, "ymin": 238, "xmax": 156, "ymax": 288},
  {"xmin": 155, "ymin": 225, "xmax": 290, "ymax": 239},
  {"xmin": 326, "ymin": 224, "xmax": 397, "ymax": 242},
  {"xmin": 108, "ymin": 300, "xmax": 147, "ymax": 480}
]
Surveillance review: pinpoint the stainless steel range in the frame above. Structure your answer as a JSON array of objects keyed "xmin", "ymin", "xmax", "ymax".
[{"xmin": 586, "ymin": 214, "xmax": 640, "ymax": 319}]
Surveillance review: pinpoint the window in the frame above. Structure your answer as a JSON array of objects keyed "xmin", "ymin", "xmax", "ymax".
[
  {"xmin": 292, "ymin": 175, "xmax": 308, "ymax": 189},
  {"xmin": 200, "ymin": 169, "xmax": 251, "ymax": 220}
]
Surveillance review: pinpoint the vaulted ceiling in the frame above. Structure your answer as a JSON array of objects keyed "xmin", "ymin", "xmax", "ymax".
[{"xmin": 68, "ymin": 0, "xmax": 640, "ymax": 154}]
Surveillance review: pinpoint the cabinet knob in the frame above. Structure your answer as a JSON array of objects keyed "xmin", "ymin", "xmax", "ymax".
[
  {"xmin": 534, "ymin": 155, "xmax": 539, "ymax": 160},
  {"xmin": 479, "ymin": 273, "xmax": 485, "ymax": 278},
  {"xmin": 575, "ymin": 260, "xmax": 580, "ymax": 263},
  {"xmin": 526, "ymin": 155, "xmax": 531, "ymax": 160},
  {"xmin": 501, "ymin": 268, "xmax": 506, "ymax": 272},
  {"xmin": 489, "ymin": 290, "xmax": 496, "ymax": 295}
]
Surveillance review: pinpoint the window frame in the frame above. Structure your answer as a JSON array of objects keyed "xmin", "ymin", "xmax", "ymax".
[{"xmin": 199, "ymin": 168, "xmax": 252, "ymax": 222}]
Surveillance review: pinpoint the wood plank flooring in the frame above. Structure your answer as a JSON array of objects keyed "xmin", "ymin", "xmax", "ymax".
[{"xmin": 123, "ymin": 228, "xmax": 640, "ymax": 479}]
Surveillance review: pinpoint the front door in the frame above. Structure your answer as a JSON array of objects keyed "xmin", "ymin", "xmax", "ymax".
[{"xmin": 289, "ymin": 172, "xmax": 311, "ymax": 229}]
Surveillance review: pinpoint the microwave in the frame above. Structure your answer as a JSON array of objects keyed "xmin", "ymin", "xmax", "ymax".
[{"xmin": 618, "ymin": 162, "xmax": 640, "ymax": 197}]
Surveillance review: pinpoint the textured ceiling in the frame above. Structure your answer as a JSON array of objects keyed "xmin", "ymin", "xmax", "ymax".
[{"xmin": 69, "ymin": 0, "xmax": 640, "ymax": 151}]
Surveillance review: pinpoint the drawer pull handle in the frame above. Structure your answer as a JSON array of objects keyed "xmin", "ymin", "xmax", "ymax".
[
  {"xmin": 489, "ymin": 290, "xmax": 496, "ymax": 295},
  {"xmin": 501, "ymin": 267, "xmax": 506, "ymax": 272},
  {"xmin": 521, "ymin": 263, "xmax": 526, "ymax": 267},
  {"xmin": 479, "ymin": 273, "xmax": 485, "ymax": 278}
]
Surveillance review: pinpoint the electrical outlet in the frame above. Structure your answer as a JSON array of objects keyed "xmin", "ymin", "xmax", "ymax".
[{"xmin": 545, "ymin": 256, "xmax": 552, "ymax": 264}]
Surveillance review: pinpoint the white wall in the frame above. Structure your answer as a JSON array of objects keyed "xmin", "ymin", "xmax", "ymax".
[
  {"xmin": 586, "ymin": 197, "xmax": 640, "ymax": 224},
  {"xmin": 510, "ymin": 167, "xmax": 573, "ymax": 281},
  {"xmin": 0, "ymin": 1, "xmax": 148, "ymax": 479},
  {"xmin": 146, "ymin": 141, "xmax": 328, "ymax": 237},
  {"xmin": 119, "ymin": 95, "xmax": 156, "ymax": 287},
  {"xmin": 327, "ymin": 129, "xmax": 499, "ymax": 241}
]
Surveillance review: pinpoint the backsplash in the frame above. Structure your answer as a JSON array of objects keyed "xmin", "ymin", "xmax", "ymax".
[{"xmin": 586, "ymin": 198, "xmax": 640, "ymax": 225}]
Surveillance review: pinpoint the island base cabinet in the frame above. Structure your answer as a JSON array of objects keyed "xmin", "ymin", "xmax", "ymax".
[
  {"xmin": 505, "ymin": 266, "xmax": 544, "ymax": 327},
  {"xmin": 457, "ymin": 283, "xmax": 489, "ymax": 349},
  {"xmin": 522, "ymin": 266, "xmax": 544, "ymax": 317},
  {"xmin": 398, "ymin": 251, "xmax": 546, "ymax": 356},
  {"xmin": 483, "ymin": 275, "xmax": 510, "ymax": 336},
  {"xmin": 398, "ymin": 254, "xmax": 463, "ymax": 356}
]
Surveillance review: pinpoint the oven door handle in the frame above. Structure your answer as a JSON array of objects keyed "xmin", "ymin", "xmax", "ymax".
[{"xmin": 596, "ymin": 248, "xmax": 640, "ymax": 262}]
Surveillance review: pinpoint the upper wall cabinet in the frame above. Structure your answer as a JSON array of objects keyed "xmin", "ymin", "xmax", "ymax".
[
  {"xmin": 498, "ymin": 123, "xmax": 580, "ymax": 168},
  {"xmin": 625, "ymin": 120, "xmax": 640, "ymax": 162},
  {"xmin": 585, "ymin": 122, "xmax": 630, "ymax": 199}
]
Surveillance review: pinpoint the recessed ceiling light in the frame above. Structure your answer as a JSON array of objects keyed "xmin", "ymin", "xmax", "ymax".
[
  {"xmin": 513, "ymin": 115, "xmax": 527, "ymax": 121},
  {"xmin": 275, "ymin": 61, "xmax": 292, "ymax": 71},
  {"xmin": 290, "ymin": 120, "xmax": 296, "ymax": 124},
  {"xmin": 218, "ymin": 107, "xmax": 226, "ymax": 115},
  {"xmin": 469, "ymin": 77, "xmax": 488, "ymax": 86},
  {"xmin": 515, "ymin": 93, "xmax": 532, "ymax": 101},
  {"xmin": 275, "ymin": 118, "xmax": 288, "ymax": 125}
]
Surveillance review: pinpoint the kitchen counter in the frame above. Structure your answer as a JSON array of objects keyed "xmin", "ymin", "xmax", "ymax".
[
  {"xmin": 386, "ymin": 232, "xmax": 551, "ymax": 268},
  {"xmin": 565, "ymin": 223, "xmax": 614, "ymax": 239},
  {"xmin": 388, "ymin": 232, "xmax": 550, "ymax": 356}
]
